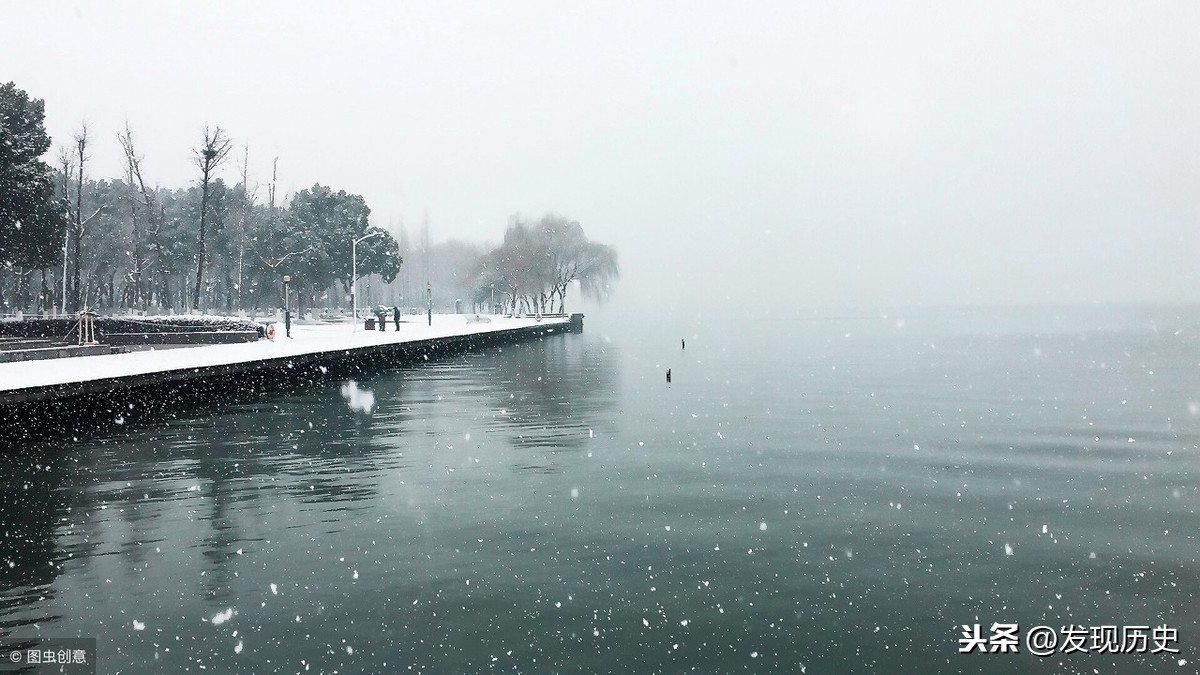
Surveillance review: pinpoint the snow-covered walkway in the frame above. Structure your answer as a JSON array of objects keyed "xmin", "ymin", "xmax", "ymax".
[{"xmin": 0, "ymin": 314, "xmax": 568, "ymax": 395}]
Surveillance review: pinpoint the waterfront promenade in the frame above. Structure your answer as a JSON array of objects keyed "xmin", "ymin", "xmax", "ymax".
[{"xmin": 0, "ymin": 314, "xmax": 572, "ymax": 408}]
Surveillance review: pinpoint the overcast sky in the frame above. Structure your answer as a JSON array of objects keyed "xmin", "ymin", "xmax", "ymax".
[{"xmin": 4, "ymin": 1, "xmax": 1198, "ymax": 314}]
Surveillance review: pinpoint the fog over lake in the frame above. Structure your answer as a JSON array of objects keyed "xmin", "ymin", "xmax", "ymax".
[{"xmin": 4, "ymin": 2, "xmax": 1197, "ymax": 314}]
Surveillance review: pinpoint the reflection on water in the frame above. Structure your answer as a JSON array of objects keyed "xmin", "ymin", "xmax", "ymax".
[{"xmin": 1, "ymin": 311, "xmax": 1198, "ymax": 674}]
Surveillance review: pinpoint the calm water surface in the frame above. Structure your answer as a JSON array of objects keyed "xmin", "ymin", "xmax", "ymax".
[{"xmin": 2, "ymin": 307, "xmax": 1198, "ymax": 674}]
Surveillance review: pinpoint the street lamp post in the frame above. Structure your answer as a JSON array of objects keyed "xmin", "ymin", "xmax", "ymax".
[
  {"xmin": 283, "ymin": 275, "xmax": 291, "ymax": 338},
  {"xmin": 426, "ymin": 282, "xmax": 432, "ymax": 326},
  {"xmin": 352, "ymin": 231, "xmax": 383, "ymax": 331}
]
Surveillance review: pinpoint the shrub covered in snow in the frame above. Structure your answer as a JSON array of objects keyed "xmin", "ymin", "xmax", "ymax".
[{"xmin": 0, "ymin": 315, "xmax": 266, "ymax": 339}]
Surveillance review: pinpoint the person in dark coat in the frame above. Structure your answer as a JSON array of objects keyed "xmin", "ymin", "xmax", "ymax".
[{"xmin": 393, "ymin": 306, "xmax": 401, "ymax": 331}]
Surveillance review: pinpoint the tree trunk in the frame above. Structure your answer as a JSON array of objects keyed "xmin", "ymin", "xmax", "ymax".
[
  {"xmin": 16, "ymin": 267, "xmax": 31, "ymax": 312},
  {"xmin": 154, "ymin": 209, "xmax": 171, "ymax": 312},
  {"xmin": 39, "ymin": 269, "xmax": 48, "ymax": 315},
  {"xmin": 192, "ymin": 127, "xmax": 231, "ymax": 311},
  {"xmin": 237, "ymin": 245, "xmax": 244, "ymax": 311},
  {"xmin": 71, "ymin": 222, "xmax": 82, "ymax": 311},
  {"xmin": 194, "ymin": 162, "xmax": 211, "ymax": 311},
  {"xmin": 130, "ymin": 197, "xmax": 143, "ymax": 311}
]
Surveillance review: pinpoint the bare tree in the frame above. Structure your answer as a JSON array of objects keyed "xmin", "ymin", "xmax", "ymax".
[
  {"xmin": 117, "ymin": 123, "xmax": 147, "ymax": 310},
  {"xmin": 193, "ymin": 125, "xmax": 232, "ymax": 311},
  {"xmin": 235, "ymin": 144, "xmax": 257, "ymax": 308},
  {"xmin": 268, "ymin": 156, "xmax": 278, "ymax": 211},
  {"xmin": 70, "ymin": 125, "xmax": 87, "ymax": 311},
  {"xmin": 57, "ymin": 124, "xmax": 105, "ymax": 312},
  {"xmin": 56, "ymin": 148, "xmax": 72, "ymax": 312},
  {"xmin": 119, "ymin": 121, "xmax": 172, "ymax": 310}
]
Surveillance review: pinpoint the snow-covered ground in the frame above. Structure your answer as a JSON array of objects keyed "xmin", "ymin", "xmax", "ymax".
[{"xmin": 0, "ymin": 314, "xmax": 568, "ymax": 393}]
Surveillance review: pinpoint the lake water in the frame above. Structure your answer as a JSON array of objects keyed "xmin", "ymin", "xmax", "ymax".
[{"xmin": 2, "ymin": 306, "xmax": 1198, "ymax": 674}]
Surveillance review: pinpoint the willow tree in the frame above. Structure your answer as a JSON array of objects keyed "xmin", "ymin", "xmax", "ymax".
[
  {"xmin": 536, "ymin": 215, "xmax": 618, "ymax": 312},
  {"xmin": 477, "ymin": 214, "xmax": 618, "ymax": 314}
]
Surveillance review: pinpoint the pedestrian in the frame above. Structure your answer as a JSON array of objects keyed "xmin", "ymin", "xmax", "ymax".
[
  {"xmin": 681, "ymin": 338, "xmax": 685, "ymax": 350},
  {"xmin": 666, "ymin": 368, "xmax": 672, "ymax": 383},
  {"xmin": 393, "ymin": 305, "xmax": 401, "ymax": 331}
]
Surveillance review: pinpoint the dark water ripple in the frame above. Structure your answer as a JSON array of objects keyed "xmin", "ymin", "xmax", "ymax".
[{"xmin": 1, "ymin": 310, "xmax": 1198, "ymax": 673}]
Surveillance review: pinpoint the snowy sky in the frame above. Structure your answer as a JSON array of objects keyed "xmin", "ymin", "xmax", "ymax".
[{"xmin": 4, "ymin": 1, "xmax": 1198, "ymax": 314}]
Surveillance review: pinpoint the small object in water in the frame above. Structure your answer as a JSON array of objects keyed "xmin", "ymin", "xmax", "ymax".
[
  {"xmin": 666, "ymin": 368, "xmax": 672, "ymax": 383},
  {"xmin": 681, "ymin": 339, "xmax": 685, "ymax": 350}
]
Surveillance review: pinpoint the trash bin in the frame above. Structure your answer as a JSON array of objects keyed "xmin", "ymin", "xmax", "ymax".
[{"xmin": 365, "ymin": 318, "xmax": 376, "ymax": 330}]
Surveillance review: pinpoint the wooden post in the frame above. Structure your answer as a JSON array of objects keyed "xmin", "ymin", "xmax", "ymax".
[{"xmin": 78, "ymin": 309, "xmax": 98, "ymax": 345}]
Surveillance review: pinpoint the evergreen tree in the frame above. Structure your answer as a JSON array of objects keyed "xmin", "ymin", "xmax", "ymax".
[{"xmin": 0, "ymin": 82, "xmax": 65, "ymax": 308}]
